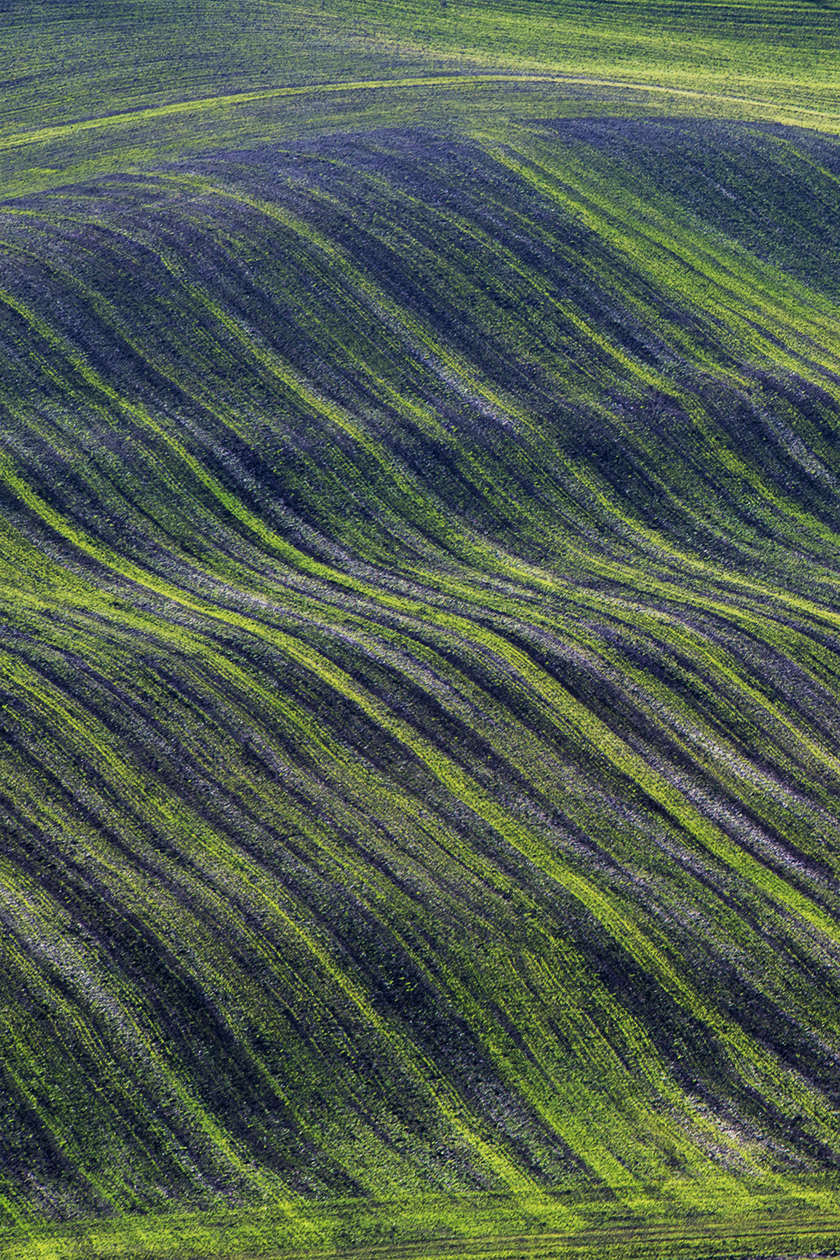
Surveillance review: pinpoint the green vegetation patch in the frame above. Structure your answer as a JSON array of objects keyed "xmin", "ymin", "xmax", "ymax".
[{"xmin": 3, "ymin": 1182, "xmax": 840, "ymax": 1259}]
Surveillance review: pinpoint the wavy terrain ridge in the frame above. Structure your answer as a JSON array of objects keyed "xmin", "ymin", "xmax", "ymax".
[{"xmin": 2, "ymin": 114, "xmax": 840, "ymax": 1245}]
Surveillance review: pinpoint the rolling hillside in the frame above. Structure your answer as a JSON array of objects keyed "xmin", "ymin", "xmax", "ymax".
[{"xmin": 3, "ymin": 2, "xmax": 840, "ymax": 1256}]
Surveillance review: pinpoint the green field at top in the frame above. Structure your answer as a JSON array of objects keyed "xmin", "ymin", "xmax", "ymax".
[{"xmin": 2, "ymin": 1, "xmax": 840, "ymax": 1257}]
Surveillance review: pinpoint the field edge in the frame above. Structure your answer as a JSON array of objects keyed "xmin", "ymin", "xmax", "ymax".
[{"xmin": 3, "ymin": 1179, "xmax": 840, "ymax": 1260}]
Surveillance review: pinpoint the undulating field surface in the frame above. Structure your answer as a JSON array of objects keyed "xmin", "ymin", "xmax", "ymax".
[{"xmin": 4, "ymin": 1, "xmax": 840, "ymax": 1257}]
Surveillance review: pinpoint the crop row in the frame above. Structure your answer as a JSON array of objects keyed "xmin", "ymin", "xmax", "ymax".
[{"xmin": 0, "ymin": 121, "xmax": 839, "ymax": 1223}]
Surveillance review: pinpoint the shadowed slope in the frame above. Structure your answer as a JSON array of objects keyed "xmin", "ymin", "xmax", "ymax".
[{"xmin": 2, "ymin": 124, "xmax": 840, "ymax": 1230}]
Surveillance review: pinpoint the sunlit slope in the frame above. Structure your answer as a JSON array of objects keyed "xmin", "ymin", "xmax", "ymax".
[{"xmin": 2, "ymin": 120, "xmax": 840, "ymax": 1222}]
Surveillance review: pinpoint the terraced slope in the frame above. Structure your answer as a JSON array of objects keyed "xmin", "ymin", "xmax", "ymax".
[{"xmin": 4, "ymin": 1, "xmax": 840, "ymax": 1256}]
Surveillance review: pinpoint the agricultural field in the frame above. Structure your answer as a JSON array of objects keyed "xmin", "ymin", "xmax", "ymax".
[{"xmin": 3, "ymin": 1, "xmax": 840, "ymax": 1256}]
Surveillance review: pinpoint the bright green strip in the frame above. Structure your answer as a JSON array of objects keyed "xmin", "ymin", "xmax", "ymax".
[
  {"xmin": 2, "ymin": 70, "xmax": 839, "ymax": 161},
  {"xmin": 0, "ymin": 76, "xmax": 563, "ymax": 154}
]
